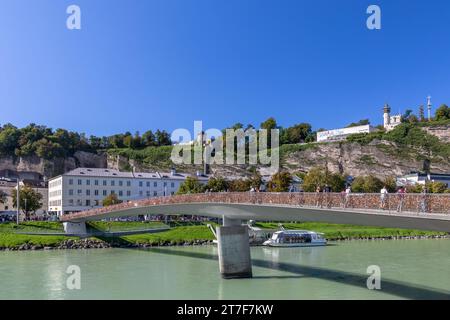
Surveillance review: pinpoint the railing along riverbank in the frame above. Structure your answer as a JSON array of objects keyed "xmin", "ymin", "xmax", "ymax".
[{"xmin": 60, "ymin": 192, "xmax": 450, "ymax": 222}]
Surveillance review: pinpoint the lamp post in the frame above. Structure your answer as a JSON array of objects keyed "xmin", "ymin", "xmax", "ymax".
[{"xmin": 16, "ymin": 179, "xmax": 20, "ymax": 225}]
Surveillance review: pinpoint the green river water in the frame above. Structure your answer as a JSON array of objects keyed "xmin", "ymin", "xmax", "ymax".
[{"xmin": 1, "ymin": 239, "xmax": 449, "ymax": 299}]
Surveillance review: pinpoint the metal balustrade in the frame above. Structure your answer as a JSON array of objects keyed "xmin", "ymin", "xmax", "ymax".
[{"xmin": 60, "ymin": 192, "xmax": 450, "ymax": 222}]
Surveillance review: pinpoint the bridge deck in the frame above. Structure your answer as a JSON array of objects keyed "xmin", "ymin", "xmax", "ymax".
[{"xmin": 60, "ymin": 193, "xmax": 450, "ymax": 232}]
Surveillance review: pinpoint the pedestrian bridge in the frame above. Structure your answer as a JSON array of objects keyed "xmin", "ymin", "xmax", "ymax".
[{"xmin": 60, "ymin": 192, "xmax": 450, "ymax": 279}]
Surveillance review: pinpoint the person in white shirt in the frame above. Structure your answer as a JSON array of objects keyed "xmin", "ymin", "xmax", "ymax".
[{"xmin": 380, "ymin": 186, "xmax": 388, "ymax": 209}]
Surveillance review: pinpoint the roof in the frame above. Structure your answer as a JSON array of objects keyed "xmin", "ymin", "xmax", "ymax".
[{"xmin": 50, "ymin": 167, "xmax": 210, "ymax": 181}]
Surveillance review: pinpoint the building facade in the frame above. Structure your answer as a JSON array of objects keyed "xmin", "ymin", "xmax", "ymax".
[
  {"xmin": 383, "ymin": 104, "xmax": 402, "ymax": 131},
  {"xmin": 396, "ymin": 172, "xmax": 450, "ymax": 189},
  {"xmin": 48, "ymin": 168, "xmax": 209, "ymax": 216},
  {"xmin": 0, "ymin": 179, "xmax": 48, "ymax": 216},
  {"xmin": 317, "ymin": 124, "xmax": 375, "ymax": 142}
]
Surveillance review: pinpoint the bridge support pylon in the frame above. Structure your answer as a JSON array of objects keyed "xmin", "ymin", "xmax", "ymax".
[
  {"xmin": 63, "ymin": 222, "xmax": 87, "ymax": 235},
  {"xmin": 216, "ymin": 217, "xmax": 252, "ymax": 279}
]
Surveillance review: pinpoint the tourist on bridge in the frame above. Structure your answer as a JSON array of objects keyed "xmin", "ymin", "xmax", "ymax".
[
  {"xmin": 396, "ymin": 187, "xmax": 406, "ymax": 212},
  {"xmin": 323, "ymin": 185, "xmax": 332, "ymax": 208},
  {"xmin": 380, "ymin": 186, "xmax": 388, "ymax": 210},
  {"xmin": 315, "ymin": 186, "xmax": 323, "ymax": 208},
  {"xmin": 419, "ymin": 185, "xmax": 429, "ymax": 214},
  {"xmin": 344, "ymin": 186, "xmax": 351, "ymax": 208}
]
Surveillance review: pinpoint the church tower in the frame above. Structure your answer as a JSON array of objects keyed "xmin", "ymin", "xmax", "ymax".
[{"xmin": 383, "ymin": 104, "xmax": 391, "ymax": 128}]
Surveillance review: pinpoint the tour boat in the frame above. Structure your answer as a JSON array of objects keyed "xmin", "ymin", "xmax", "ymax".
[{"xmin": 262, "ymin": 230, "xmax": 327, "ymax": 247}]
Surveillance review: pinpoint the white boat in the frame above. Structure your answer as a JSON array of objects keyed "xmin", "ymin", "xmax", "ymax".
[{"xmin": 262, "ymin": 230, "xmax": 327, "ymax": 247}]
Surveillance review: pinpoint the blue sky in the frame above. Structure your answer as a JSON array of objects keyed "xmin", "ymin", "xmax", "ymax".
[{"xmin": 1, "ymin": 0, "xmax": 449, "ymax": 136}]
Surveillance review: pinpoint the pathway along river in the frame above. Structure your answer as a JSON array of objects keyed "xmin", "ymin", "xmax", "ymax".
[{"xmin": 1, "ymin": 239, "xmax": 449, "ymax": 299}]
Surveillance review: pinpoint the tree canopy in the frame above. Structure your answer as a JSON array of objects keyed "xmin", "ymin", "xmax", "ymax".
[{"xmin": 11, "ymin": 185, "xmax": 43, "ymax": 220}]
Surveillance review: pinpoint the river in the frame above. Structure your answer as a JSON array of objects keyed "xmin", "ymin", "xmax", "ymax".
[{"xmin": 1, "ymin": 239, "xmax": 449, "ymax": 299}]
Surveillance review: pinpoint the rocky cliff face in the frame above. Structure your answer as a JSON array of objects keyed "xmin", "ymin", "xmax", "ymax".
[
  {"xmin": 424, "ymin": 125, "xmax": 450, "ymax": 143},
  {"xmin": 0, "ymin": 151, "xmax": 107, "ymax": 179},
  {"xmin": 282, "ymin": 140, "xmax": 450, "ymax": 178},
  {"xmin": 2, "ymin": 137, "xmax": 449, "ymax": 180}
]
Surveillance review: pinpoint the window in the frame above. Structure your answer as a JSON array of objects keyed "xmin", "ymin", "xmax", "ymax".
[
  {"xmin": 146, "ymin": 191, "xmax": 150, "ymax": 197},
  {"xmin": 78, "ymin": 190, "xmax": 82, "ymax": 195},
  {"xmin": 163, "ymin": 182, "xmax": 167, "ymax": 187},
  {"xmin": 154, "ymin": 182, "xmax": 158, "ymax": 187},
  {"xmin": 139, "ymin": 191, "xmax": 143, "ymax": 196},
  {"xmin": 86, "ymin": 180, "xmax": 90, "ymax": 186},
  {"xmin": 111, "ymin": 180, "xmax": 115, "ymax": 186},
  {"xmin": 94, "ymin": 200, "xmax": 99, "ymax": 206},
  {"xmin": 78, "ymin": 179, "xmax": 82, "ymax": 185},
  {"xmin": 127, "ymin": 181, "xmax": 131, "ymax": 187},
  {"xmin": 95, "ymin": 180, "xmax": 99, "ymax": 186},
  {"xmin": 119, "ymin": 181, "xmax": 123, "ymax": 187},
  {"xmin": 103, "ymin": 190, "xmax": 107, "ymax": 196},
  {"xmin": 119, "ymin": 191, "xmax": 123, "ymax": 196},
  {"xmin": 111, "ymin": 190, "xmax": 115, "ymax": 195},
  {"xmin": 69, "ymin": 189, "xmax": 74, "ymax": 196},
  {"xmin": 69, "ymin": 179, "xmax": 73, "ymax": 185},
  {"xmin": 86, "ymin": 200, "xmax": 90, "ymax": 206},
  {"xmin": 103, "ymin": 180, "xmax": 107, "ymax": 186},
  {"xmin": 139, "ymin": 181, "xmax": 143, "ymax": 187},
  {"xmin": 171, "ymin": 182, "xmax": 175, "ymax": 188},
  {"xmin": 153, "ymin": 191, "xmax": 157, "ymax": 196},
  {"xmin": 146, "ymin": 181, "xmax": 150, "ymax": 187},
  {"xmin": 94, "ymin": 190, "xmax": 99, "ymax": 196},
  {"xmin": 86, "ymin": 190, "xmax": 91, "ymax": 196},
  {"xmin": 127, "ymin": 191, "xmax": 131, "ymax": 196},
  {"xmin": 69, "ymin": 199, "xmax": 74, "ymax": 205}
]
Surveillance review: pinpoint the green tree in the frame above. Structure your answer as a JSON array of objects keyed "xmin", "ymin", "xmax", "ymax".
[
  {"xmin": 383, "ymin": 176, "xmax": 397, "ymax": 193},
  {"xmin": 11, "ymin": 185, "xmax": 43, "ymax": 220},
  {"xmin": 206, "ymin": 177, "xmax": 229, "ymax": 192},
  {"xmin": 351, "ymin": 175, "xmax": 384, "ymax": 193},
  {"xmin": 0, "ymin": 124, "xmax": 20, "ymax": 155},
  {"xmin": 0, "ymin": 190, "xmax": 7, "ymax": 204},
  {"xmin": 267, "ymin": 172, "xmax": 292, "ymax": 192},
  {"xmin": 102, "ymin": 193, "xmax": 123, "ymax": 206},
  {"xmin": 229, "ymin": 179, "xmax": 251, "ymax": 192},
  {"xmin": 302, "ymin": 167, "xmax": 345, "ymax": 192},
  {"xmin": 435, "ymin": 104, "xmax": 450, "ymax": 121},
  {"xmin": 346, "ymin": 119, "xmax": 370, "ymax": 128},
  {"xmin": 177, "ymin": 177, "xmax": 205, "ymax": 194},
  {"xmin": 418, "ymin": 105, "xmax": 425, "ymax": 122},
  {"xmin": 155, "ymin": 130, "xmax": 172, "ymax": 146},
  {"xmin": 281, "ymin": 123, "xmax": 312, "ymax": 144},
  {"xmin": 142, "ymin": 130, "xmax": 156, "ymax": 147},
  {"xmin": 428, "ymin": 181, "xmax": 448, "ymax": 194}
]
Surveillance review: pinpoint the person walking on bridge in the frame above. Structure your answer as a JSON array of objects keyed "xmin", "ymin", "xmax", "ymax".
[
  {"xmin": 315, "ymin": 186, "xmax": 323, "ymax": 208},
  {"xmin": 344, "ymin": 186, "xmax": 351, "ymax": 208},
  {"xmin": 396, "ymin": 187, "xmax": 406, "ymax": 212},
  {"xmin": 323, "ymin": 184, "xmax": 332, "ymax": 208},
  {"xmin": 380, "ymin": 186, "xmax": 388, "ymax": 210}
]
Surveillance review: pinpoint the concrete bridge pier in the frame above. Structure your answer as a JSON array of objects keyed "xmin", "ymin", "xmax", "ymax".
[
  {"xmin": 63, "ymin": 222, "xmax": 87, "ymax": 235},
  {"xmin": 216, "ymin": 216, "xmax": 252, "ymax": 279}
]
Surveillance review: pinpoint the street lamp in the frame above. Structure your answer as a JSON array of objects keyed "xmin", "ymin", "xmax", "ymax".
[{"xmin": 16, "ymin": 179, "xmax": 20, "ymax": 225}]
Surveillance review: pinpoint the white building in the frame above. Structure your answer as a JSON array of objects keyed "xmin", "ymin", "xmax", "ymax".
[
  {"xmin": 317, "ymin": 124, "xmax": 375, "ymax": 142},
  {"xmin": 383, "ymin": 104, "xmax": 402, "ymax": 131},
  {"xmin": 396, "ymin": 172, "xmax": 450, "ymax": 189},
  {"xmin": 48, "ymin": 168, "xmax": 209, "ymax": 216}
]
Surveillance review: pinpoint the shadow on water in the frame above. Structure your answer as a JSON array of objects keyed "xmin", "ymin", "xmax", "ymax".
[{"xmin": 144, "ymin": 248, "xmax": 450, "ymax": 300}]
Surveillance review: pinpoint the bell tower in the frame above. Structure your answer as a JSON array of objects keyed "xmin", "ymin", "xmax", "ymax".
[{"xmin": 383, "ymin": 104, "xmax": 391, "ymax": 128}]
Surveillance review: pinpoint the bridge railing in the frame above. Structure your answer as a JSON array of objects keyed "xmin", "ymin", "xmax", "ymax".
[{"xmin": 60, "ymin": 192, "xmax": 450, "ymax": 221}]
